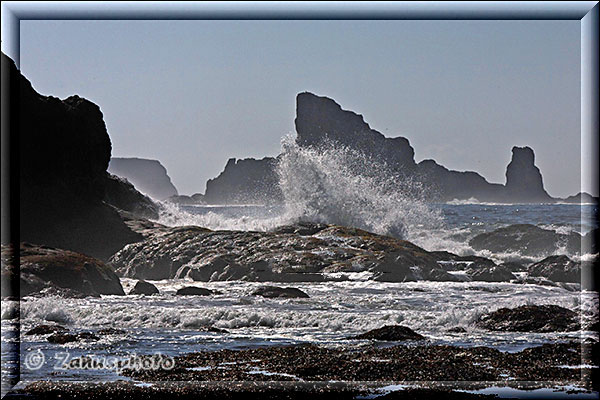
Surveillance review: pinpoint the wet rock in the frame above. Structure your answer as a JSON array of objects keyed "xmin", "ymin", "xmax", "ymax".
[
  {"xmin": 466, "ymin": 265, "xmax": 516, "ymax": 282},
  {"xmin": 47, "ymin": 333, "xmax": 79, "ymax": 344},
  {"xmin": 14, "ymin": 243, "xmax": 125, "ymax": 297},
  {"xmin": 353, "ymin": 325, "xmax": 425, "ymax": 341},
  {"xmin": 97, "ymin": 328, "xmax": 126, "ymax": 335},
  {"xmin": 272, "ymin": 222, "xmax": 329, "ymax": 236},
  {"xmin": 112, "ymin": 224, "xmax": 461, "ymax": 283},
  {"xmin": 47, "ymin": 331, "xmax": 99, "ymax": 344},
  {"xmin": 252, "ymin": 286, "xmax": 309, "ymax": 299},
  {"xmin": 477, "ymin": 304, "xmax": 579, "ymax": 332},
  {"xmin": 528, "ymin": 255, "xmax": 580, "ymax": 283},
  {"xmin": 77, "ymin": 332, "xmax": 100, "ymax": 341},
  {"xmin": 26, "ymin": 324, "xmax": 67, "ymax": 335},
  {"xmin": 468, "ymin": 224, "xmax": 581, "ymax": 257},
  {"xmin": 129, "ymin": 280, "xmax": 159, "ymax": 295},
  {"xmin": 447, "ymin": 327, "xmax": 467, "ymax": 333},
  {"xmin": 176, "ymin": 287, "xmax": 216, "ymax": 296}
]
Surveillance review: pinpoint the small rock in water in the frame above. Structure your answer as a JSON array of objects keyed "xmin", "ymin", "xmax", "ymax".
[
  {"xmin": 47, "ymin": 331, "xmax": 100, "ymax": 344},
  {"xmin": 176, "ymin": 286, "xmax": 216, "ymax": 296},
  {"xmin": 353, "ymin": 325, "xmax": 425, "ymax": 341},
  {"xmin": 129, "ymin": 280, "xmax": 159, "ymax": 295},
  {"xmin": 252, "ymin": 286, "xmax": 309, "ymax": 298},
  {"xmin": 97, "ymin": 328, "xmax": 126, "ymax": 335},
  {"xmin": 47, "ymin": 333, "xmax": 78, "ymax": 344},
  {"xmin": 477, "ymin": 304, "xmax": 579, "ymax": 332},
  {"xmin": 26, "ymin": 324, "xmax": 68, "ymax": 335},
  {"xmin": 447, "ymin": 327, "xmax": 467, "ymax": 333}
]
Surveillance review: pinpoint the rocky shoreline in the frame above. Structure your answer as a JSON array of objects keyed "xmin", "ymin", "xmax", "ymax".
[{"xmin": 6, "ymin": 341, "xmax": 597, "ymax": 399}]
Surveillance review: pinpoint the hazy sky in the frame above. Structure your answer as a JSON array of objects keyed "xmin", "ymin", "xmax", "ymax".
[{"xmin": 19, "ymin": 20, "xmax": 583, "ymax": 197}]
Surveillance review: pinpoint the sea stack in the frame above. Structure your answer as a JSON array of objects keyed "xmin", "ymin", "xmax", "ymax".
[{"xmin": 504, "ymin": 146, "xmax": 553, "ymax": 203}]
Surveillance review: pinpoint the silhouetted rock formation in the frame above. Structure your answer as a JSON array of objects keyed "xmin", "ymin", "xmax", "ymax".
[
  {"xmin": 504, "ymin": 146, "xmax": 552, "ymax": 203},
  {"xmin": 108, "ymin": 157, "xmax": 178, "ymax": 200},
  {"xmin": 295, "ymin": 92, "xmax": 416, "ymax": 171},
  {"xmin": 204, "ymin": 157, "xmax": 281, "ymax": 204},
  {"xmin": 561, "ymin": 192, "xmax": 598, "ymax": 204},
  {"xmin": 203, "ymin": 92, "xmax": 556, "ymax": 204},
  {"xmin": 4, "ymin": 52, "xmax": 146, "ymax": 259}
]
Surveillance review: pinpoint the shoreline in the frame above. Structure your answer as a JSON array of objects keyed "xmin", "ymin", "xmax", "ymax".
[{"xmin": 6, "ymin": 341, "xmax": 598, "ymax": 399}]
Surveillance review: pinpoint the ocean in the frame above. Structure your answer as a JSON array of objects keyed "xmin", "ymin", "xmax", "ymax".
[{"xmin": 3, "ymin": 202, "xmax": 598, "ymax": 385}]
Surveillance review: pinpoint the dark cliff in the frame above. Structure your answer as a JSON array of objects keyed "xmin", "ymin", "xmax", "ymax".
[
  {"xmin": 4, "ymin": 52, "xmax": 148, "ymax": 259},
  {"xmin": 108, "ymin": 157, "xmax": 178, "ymax": 200}
]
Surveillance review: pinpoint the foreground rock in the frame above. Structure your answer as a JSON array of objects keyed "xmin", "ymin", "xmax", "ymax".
[
  {"xmin": 176, "ymin": 287, "xmax": 216, "ymax": 296},
  {"xmin": 10, "ymin": 381, "xmax": 511, "ymax": 400},
  {"xmin": 528, "ymin": 255, "xmax": 581, "ymax": 283},
  {"xmin": 477, "ymin": 305, "xmax": 579, "ymax": 332},
  {"xmin": 123, "ymin": 341, "xmax": 588, "ymax": 383},
  {"xmin": 8, "ymin": 243, "xmax": 125, "ymax": 297},
  {"xmin": 469, "ymin": 224, "xmax": 580, "ymax": 257},
  {"xmin": 110, "ymin": 224, "xmax": 469, "ymax": 283},
  {"xmin": 252, "ymin": 286, "xmax": 309, "ymax": 299},
  {"xmin": 352, "ymin": 325, "xmax": 425, "ymax": 341},
  {"xmin": 25, "ymin": 324, "xmax": 67, "ymax": 336},
  {"xmin": 47, "ymin": 332, "xmax": 99, "ymax": 344},
  {"xmin": 129, "ymin": 280, "xmax": 159, "ymax": 295},
  {"xmin": 3, "ymin": 53, "xmax": 146, "ymax": 260}
]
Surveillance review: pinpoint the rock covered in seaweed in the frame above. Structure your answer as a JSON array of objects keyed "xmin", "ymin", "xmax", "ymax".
[
  {"xmin": 11, "ymin": 243, "xmax": 125, "ymax": 297},
  {"xmin": 477, "ymin": 304, "xmax": 579, "ymax": 332},
  {"xmin": 352, "ymin": 325, "xmax": 425, "ymax": 341}
]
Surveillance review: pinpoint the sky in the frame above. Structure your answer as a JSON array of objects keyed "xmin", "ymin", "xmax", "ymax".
[{"xmin": 18, "ymin": 20, "xmax": 583, "ymax": 197}]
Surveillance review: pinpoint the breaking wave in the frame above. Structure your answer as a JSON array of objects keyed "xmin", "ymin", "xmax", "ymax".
[
  {"xmin": 275, "ymin": 135, "xmax": 442, "ymax": 240},
  {"xmin": 158, "ymin": 135, "xmax": 443, "ymax": 241}
]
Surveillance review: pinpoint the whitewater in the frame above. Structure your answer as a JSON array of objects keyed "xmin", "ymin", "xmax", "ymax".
[{"xmin": 4, "ymin": 136, "xmax": 598, "ymax": 383}]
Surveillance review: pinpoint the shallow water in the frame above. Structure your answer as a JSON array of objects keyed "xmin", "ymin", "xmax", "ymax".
[{"xmin": 3, "ymin": 202, "xmax": 598, "ymax": 384}]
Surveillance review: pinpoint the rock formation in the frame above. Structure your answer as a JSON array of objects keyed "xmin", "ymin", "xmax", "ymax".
[
  {"xmin": 203, "ymin": 92, "xmax": 555, "ymax": 204},
  {"xmin": 561, "ymin": 192, "xmax": 599, "ymax": 204},
  {"xmin": 110, "ymin": 220, "xmax": 524, "ymax": 284},
  {"xmin": 108, "ymin": 157, "xmax": 178, "ymax": 200},
  {"xmin": 8, "ymin": 242, "xmax": 125, "ymax": 297},
  {"xmin": 3, "ymin": 52, "xmax": 150, "ymax": 259},
  {"xmin": 504, "ymin": 146, "xmax": 553, "ymax": 203},
  {"xmin": 204, "ymin": 157, "xmax": 281, "ymax": 204}
]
